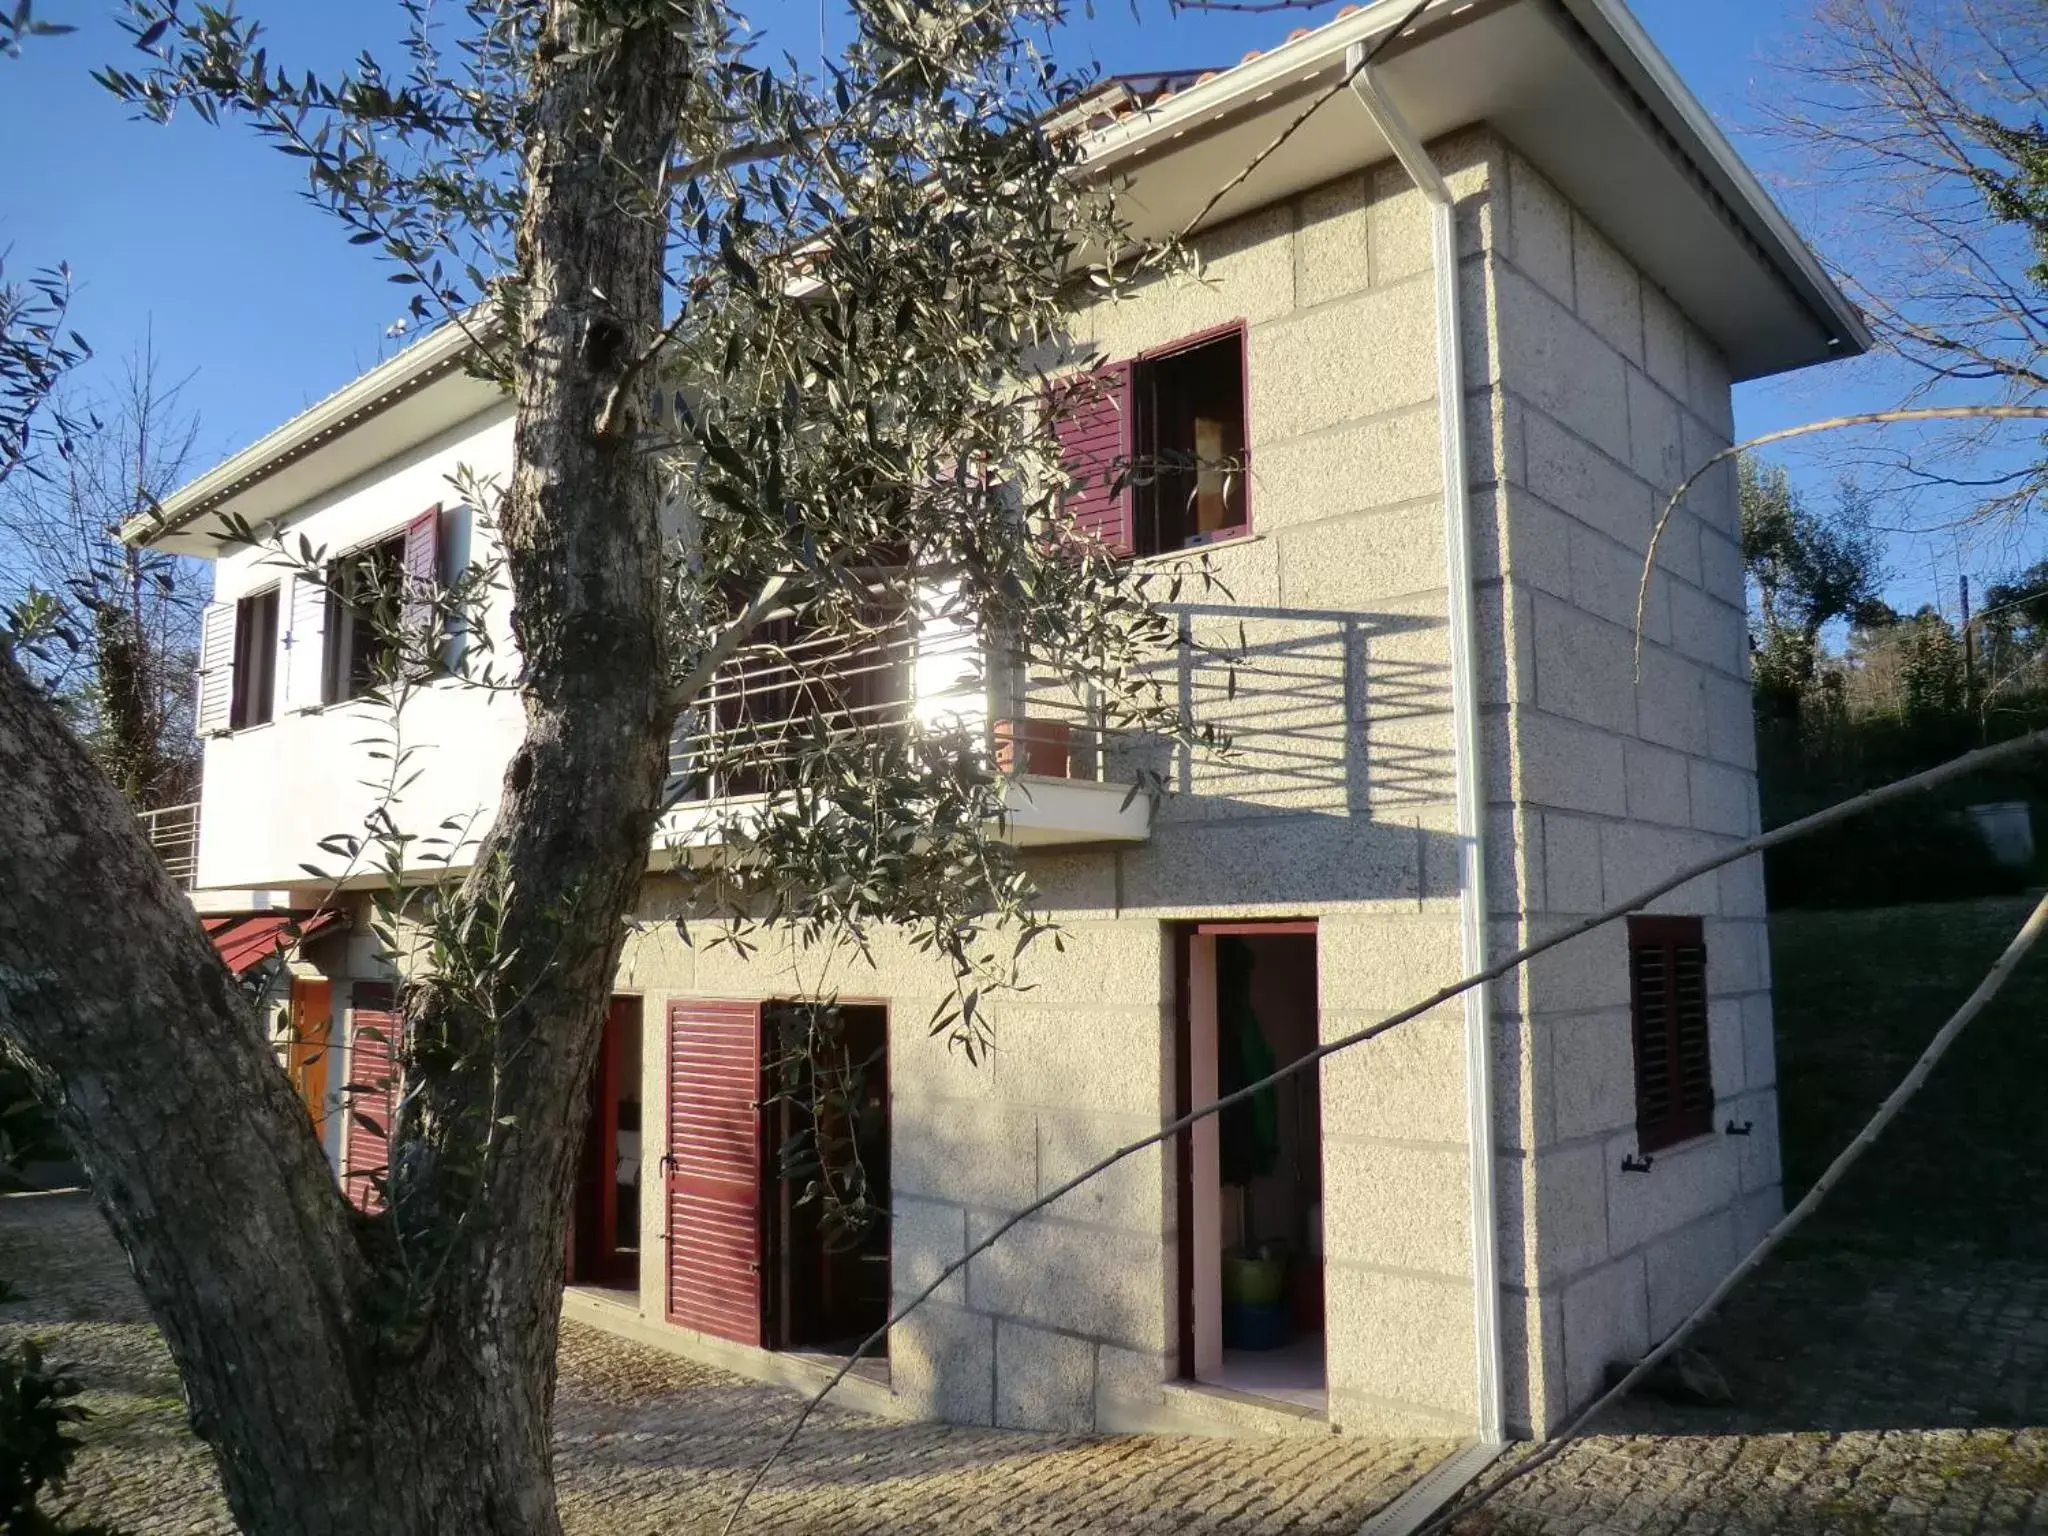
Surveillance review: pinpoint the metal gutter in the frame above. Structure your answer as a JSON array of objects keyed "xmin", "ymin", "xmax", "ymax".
[
  {"xmin": 122, "ymin": 318, "xmax": 487, "ymax": 546},
  {"xmin": 1346, "ymin": 48, "xmax": 1507, "ymax": 1448},
  {"xmin": 1355, "ymin": 1439, "xmax": 1510, "ymax": 1536}
]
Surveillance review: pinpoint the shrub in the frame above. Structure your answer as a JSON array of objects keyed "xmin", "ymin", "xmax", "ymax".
[{"xmin": 0, "ymin": 1339, "xmax": 114, "ymax": 1536}]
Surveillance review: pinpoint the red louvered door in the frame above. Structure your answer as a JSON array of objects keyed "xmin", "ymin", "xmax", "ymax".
[
  {"xmin": 343, "ymin": 982, "xmax": 400, "ymax": 1211},
  {"xmin": 1050, "ymin": 362, "xmax": 1133, "ymax": 555},
  {"xmin": 665, "ymin": 999, "xmax": 765, "ymax": 1344}
]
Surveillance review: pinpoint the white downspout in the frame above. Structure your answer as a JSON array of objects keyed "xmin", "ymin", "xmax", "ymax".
[{"xmin": 1346, "ymin": 47, "xmax": 1506, "ymax": 1448}]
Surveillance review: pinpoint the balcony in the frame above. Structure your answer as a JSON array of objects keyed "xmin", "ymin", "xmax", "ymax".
[
  {"xmin": 655, "ymin": 616, "xmax": 1153, "ymax": 859},
  {"xmin": 138, "ymin": 800, "xmax": 200, "ymax": 890}
]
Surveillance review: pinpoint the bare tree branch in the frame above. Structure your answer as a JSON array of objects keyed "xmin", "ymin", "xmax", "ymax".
[
  {"xmin": 665, "ymin": 572, "xmax": 792, "ymax": 716},
  {"xmin": 1634, "ymin": 404, "xmax": 2048, "ymax": 676},
  {"xmin": 719, "ymin": 725, "xmax": 2048, "ymax": 1532}
]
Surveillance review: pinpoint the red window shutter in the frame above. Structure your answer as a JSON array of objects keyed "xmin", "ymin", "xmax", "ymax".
[
  {"xmin": 1050, "ymin": 363, "xmax": 1133, "ymax": 556},
  {"xmin": 401, "ymin": 505, "xmax": 443, "ymax": 679},
  {"xmin": 343, "ymin": 982, "xmax": 401, "ymax": 1212},
  {"xmin": 665, "ymin": 998, "xmax": 764, "ymax": 1345},
  {"xmin": 1627, "ymin": 916, "xmax": 1713, "ymax": 1152}
]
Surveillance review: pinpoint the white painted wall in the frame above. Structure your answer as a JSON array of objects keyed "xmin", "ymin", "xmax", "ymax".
[
  {"xmin": 193, "ymin": 403, "xmax": 1036, "ymax": 893},
  {"xmin": 195, "ymin": 407, "xmax": 524, "ymax": 894}
]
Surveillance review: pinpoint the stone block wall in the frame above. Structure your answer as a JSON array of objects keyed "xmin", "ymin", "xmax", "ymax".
[
  {"xmin": 1472, "ymin": 147, "xmax": 1782, "ymax": 1436},
  {"xmin": 558, "ymin": 125, "xmax": 1778, "ymax": 1448},
  {"xmin": 590, "ymin": 145, "xmax": 1508, "ymax": 1440}
]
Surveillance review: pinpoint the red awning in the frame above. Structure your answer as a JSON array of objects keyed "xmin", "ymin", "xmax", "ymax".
[{"xmin": 202, "ymin": 911, "xmax": 341, "ymax": 977}]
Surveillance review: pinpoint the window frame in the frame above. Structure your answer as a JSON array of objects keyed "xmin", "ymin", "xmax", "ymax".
[
  {"xmin": 1626, "ymin": 914, "xmax": 1715, "ymax": 1154},
  {"xmin": 322, "ymin": 530, "xmax": 409, "ymax": 705},
  {"xmin": 228, "ymin": 584, "xmax": 281, "ymax": 732},
  {"xmin": 1129, "ymin": 319, "xmax": 1252, "ymax": 559}
]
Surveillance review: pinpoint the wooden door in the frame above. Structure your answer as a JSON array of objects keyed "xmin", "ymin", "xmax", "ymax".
[
  {"xmin": 343, "ymin": 982, "xmax": 399, "ymax": 1212},
  {"xmin": 285, "ymin": 979, "xmax": 334, "ymax": 1134},
  {"xmin": 664, "ymin": 999, "xmax": 764, "ymax": 1345}
]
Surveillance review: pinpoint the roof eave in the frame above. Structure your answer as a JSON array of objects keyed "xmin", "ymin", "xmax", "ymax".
[
  {"xmin": 1076, "ymin": 0, "xmax": 1868, "ymax": 369},
  {"xmin": 123, "ymin": 318, "xmax": 489, "ymax": 548}
]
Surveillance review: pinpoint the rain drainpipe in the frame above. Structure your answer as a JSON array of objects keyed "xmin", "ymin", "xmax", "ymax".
[{"xmin": 1346, "ymin": 45, "xmax": 1507, "ymax": 1452}]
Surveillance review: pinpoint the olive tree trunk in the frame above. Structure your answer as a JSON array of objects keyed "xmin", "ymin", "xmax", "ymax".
[{"xmin": 0, "ymin": 6, "xmax": 690, "ymax": 1533}]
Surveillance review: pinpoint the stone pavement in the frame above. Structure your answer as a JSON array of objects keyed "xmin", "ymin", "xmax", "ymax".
[
  {"xmin": 1445, "ymin": 1241, "xmax": 2048, "ymax": 1535},
  {"xmin": 1, "ymin": 1191, "xmax": 1448, "ymax": 1535},
  {"xmin": 9, "ymin": 1190, "xmax": 2048, "ymax": 1535}
]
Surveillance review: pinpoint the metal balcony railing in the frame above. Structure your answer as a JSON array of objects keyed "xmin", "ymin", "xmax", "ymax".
[
  {"xmin": 664, "ymin": 620, "xmax": 1125, "ymax": 805},
  {"xmin": 138, "ymin": 800, "xmax": 200, "ymax": 889}
]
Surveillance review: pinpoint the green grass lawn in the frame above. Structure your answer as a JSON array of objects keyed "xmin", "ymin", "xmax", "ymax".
[{"xmin": 1769, "ymin": 893, "xmax": 2048, "ymax": 1261}]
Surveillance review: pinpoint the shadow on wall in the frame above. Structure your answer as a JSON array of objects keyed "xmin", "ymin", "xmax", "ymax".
[
  {"xmin": 1141, "ymin": 601, "xmax": 1450, "ymax": 819},
  {"xmin": 1067, "ymin": 600, "xmax": 1460, "ymax": 912}
]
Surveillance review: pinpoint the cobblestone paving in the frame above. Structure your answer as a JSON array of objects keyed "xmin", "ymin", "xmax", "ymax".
[
  {"xmin": 1, "ymin": 1192, "xmax": 1449, "ymax": 1534},
  {"xmin": 12, "ymin": 1203, "xmax": 2048, "ymax": 1535},
  {"xmin": 1449, "ymin": 1244, "xmax": 2048, "ymax": 1535}
]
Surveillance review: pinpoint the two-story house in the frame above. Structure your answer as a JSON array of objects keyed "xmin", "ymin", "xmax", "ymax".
[{"xmin": 128, "ymin": 0, "xmax": 1865, "ymax": 1444}]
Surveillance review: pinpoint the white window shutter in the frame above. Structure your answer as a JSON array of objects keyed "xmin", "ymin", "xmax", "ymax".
[
  {"xmin": 282, "ymin": 572, "xmax": 329, "ymax": 714},
  {"xmin": 401, "ymin": 504, "xmax": 443, "ymax": 679},
  {"xmin": 195, "ymin": 601, "xmax": 237, "ymax": 737}
]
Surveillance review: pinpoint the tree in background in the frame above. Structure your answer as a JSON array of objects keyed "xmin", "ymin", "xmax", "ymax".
[
  {"xmin": 1978, "ymin": 560, "xmax": 2048, "ymax": 701},
  {"xmin": 0, "ymin": 345, "xmax": 203, "ymax": 809},
  {"xmin": 1777, "ymin": 0, "xmax": 2047, "ymax": 515},
  {"xmin": 1740, "ymin": 454, "xmax": 1884, "ymax": 716},
  {"xmin": 1841, "ymin": 605, "xmax": 1969, "ymax": 725}
]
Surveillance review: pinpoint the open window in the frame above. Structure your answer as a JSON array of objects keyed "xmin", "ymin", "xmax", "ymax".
[
  {"xmin": 229, "ymin": 586, "xmax": 280, "ymax": 730},
  {"xmin": 324, "ymin": 532, "xmax": 405, "ymax": 704},
  {"xmin": 1052, "ymin": 325, "xmax": 1249, "ymax": 560},
  {"xmin": 1132, "ymin": 328, "xmax": 1248, "ymax": 556},
  {"xmin": 322, "ymin": 508, "xmax": 441, "ymax": 703}
]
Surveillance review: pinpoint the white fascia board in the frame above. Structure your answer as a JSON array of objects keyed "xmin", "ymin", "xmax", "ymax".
[
  {"xmin": 1079, "ymin": 0, "xmax": 1469, "ymax": 175},
  {"xmin": 1559, "ymin": 0, "xmax": 1871, "ymax": 353},
  {"xmin": 126, "ymin": 319, "xmax": 486, "ymax": 548}
]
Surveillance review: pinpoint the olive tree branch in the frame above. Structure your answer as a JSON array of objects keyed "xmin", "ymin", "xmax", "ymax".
[
  {"xmin": 1417, "ymin": 884, "xmax": 2048, "ymax": 1535},
  {"xmin": 1633, "ymin": 403, "xmax": 2048, "ymax": 677},
  {"xmin": 665, "ymin": 573, "xmax": 792, "ymax": 717},
  {"xmin": 719, "ymin": 724, "xmax": 2048, "ymax": 1533}
]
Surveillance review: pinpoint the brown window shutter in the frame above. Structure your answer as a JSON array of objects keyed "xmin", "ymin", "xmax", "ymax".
[
  {"xmin": 1627, "ymin": 916, "xmax": 1713, "ymax": 1152},
  {"xmin": 343, "ymin": 982, "xmax": 401, "ymax": 1212},
  {"xmin": 664, "ymin": 998, "xmax": 765, "ymax": 1346},
  {"xmin": 1049, "ymin": 363, "xmax": 1133, "ymax": 556}
]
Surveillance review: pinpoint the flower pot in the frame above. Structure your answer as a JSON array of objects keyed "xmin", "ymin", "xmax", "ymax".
[{"xmin": 993, "ymin": 717, "xmax": 1072, "ymax": 778}]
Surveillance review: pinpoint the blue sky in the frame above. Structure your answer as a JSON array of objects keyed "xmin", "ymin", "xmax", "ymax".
[{"xmin": 0, "ymin": 0, "xmax": 2018, "ymax": 611}]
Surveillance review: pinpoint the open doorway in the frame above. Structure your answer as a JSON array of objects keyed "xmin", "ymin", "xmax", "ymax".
[
  {"xmin": 762, "ymin": 1002, "xmax": 891, "ymax": 1362},
  {"xmin": 1176, "ymin": 924, "xmax": 1325, "ymax": 1411},
  {"xmin": 569, "ymin": 996, "xmax": 643, "ymax": 1294}
]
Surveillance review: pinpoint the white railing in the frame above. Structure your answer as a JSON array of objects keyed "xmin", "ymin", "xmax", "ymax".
[{"xmin": 137, "ymin": 800, "xmax": 200, "ymax": 889}]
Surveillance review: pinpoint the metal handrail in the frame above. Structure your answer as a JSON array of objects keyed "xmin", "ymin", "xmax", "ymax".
[
  {"xmin": 667, "ymin": 628, "xmax": 1123, "ymax": 802},
  {"xmin": 137, "ymin": 800, "xmax": 200, "ymax": 889}
]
